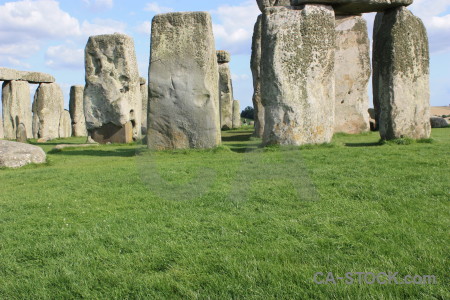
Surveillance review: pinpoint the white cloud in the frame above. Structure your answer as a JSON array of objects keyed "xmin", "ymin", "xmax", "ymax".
[
  {"xmin": 211, "ymin": 1, "xmax": 260, "ymax": 55},
  {"xmin": 45, "ymin": 44, "xmax": 84, "ymax": 70},
  {"xmin": 144, "ymin": 2, "xmax": 174, "ymax": 14},
  {"xmin": 83, "ymin": 0, "xmax": 114, "ymax": 12},
  {"xmin": 232, "ymin": 73, "xmax": 250, "ymax": 81},
  {"xmin": 81, "ymin": 18, "xmax": 127, "ymax": 36},
  {"xmin": 135, "ymin": 21, "xmax": 152, "ymax": 35}
]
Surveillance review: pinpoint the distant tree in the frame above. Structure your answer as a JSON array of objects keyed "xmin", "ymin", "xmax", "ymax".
[{"xmin": 240, "ymin": 106, "xmax": 254, "ymax": 120}]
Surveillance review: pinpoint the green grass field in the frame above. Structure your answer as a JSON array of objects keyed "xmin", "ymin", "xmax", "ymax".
[{"xmin": 0, "ymin": 128, "xmax": 449, "ymax": 299}]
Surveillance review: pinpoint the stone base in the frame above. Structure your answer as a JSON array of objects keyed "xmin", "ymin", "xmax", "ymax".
[{"xmin": 89, "ymin": 122, "xmax": 133, "ymax": 144}]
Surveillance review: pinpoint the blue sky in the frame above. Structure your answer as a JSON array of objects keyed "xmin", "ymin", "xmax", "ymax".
[{"xmin": 1, "ymin": 0, "xmax": 449, "ymax": 111}]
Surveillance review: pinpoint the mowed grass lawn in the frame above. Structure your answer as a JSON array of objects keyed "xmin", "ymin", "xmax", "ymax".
[{"xmin": 0, "ymin": 128, "xmax": 448, "ymax": 299}]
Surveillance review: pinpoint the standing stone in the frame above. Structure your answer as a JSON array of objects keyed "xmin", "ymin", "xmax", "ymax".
[
  {"xmin": 257, "ymin": 0, "xmax": 290, "ymax": 12},
  {"xmin": 251, "ymin": 15, "xmax": 265, "ymax": 138},
  {"xmin": 0, "ymin": 118, "xmax": 4, "ymax": 139},
  {"xmin": 232, "ymin": 100, "xmax": 241, "ymax": 129},
  {"xmin": 374, "ymin": 7, "xmax": 431, "ymax": 140},
  {"xmin": 69, "ymin": 85, "xmax": 87, "ymax": 137},
  {"xmin": 84, "ymin": 33, "xmax": 141, "ymax": 144},
  {"xmin": 140, "ymin": 77, "xmax": 148, "ymax": 134},
  {"xmin": 290, "ymin": 0, "xmax": 413, "ymax": 15},
  {"xmin": 261, "ymin": 5, "xmax": 336, "ymax": 146},
  {"xmin": 2, "ymin": 80, "xmax": 32, "ymax": 139},
  {"xmin": 16, "ymin": 123, "xmax": 27, "ymax": 143},
  {"xmin": 217, "ymin": 50, "xmax": 233, "ymax": 130},
  {"xmin": 334, "ymin": 15, "xmax": 370, "ymax": 134},
  {"xmin": 59, "ymin": 110, "xmax": 72, "ymax": 138},
  {"xmin": 148, "ymin": 12, "xmax": 221, "ymax": 150},
  {"xmin": 32, "ymin": 83, "xmax": 64, "ymax": 140},
  {"xmin": 372, "ymin": 12, "xmax": 384, "ymax": 130}
]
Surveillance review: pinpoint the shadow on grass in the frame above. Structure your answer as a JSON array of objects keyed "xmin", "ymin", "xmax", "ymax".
[
  {"xmin": 345, "ymin": 142, "xmax": 382, "ymax": 148},
  {"xmin": 49, "ymin": 148, "xmax": 136, "ymax": 157},
  {"xmin": 221, "ymin": 131, "xmax": 253, "ymax": 142}
]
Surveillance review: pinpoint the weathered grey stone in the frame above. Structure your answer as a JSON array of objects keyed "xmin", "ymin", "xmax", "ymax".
[
  {"xmin": 334, "ymin": 15, "xmax": 370, "ymax": 134},
  {"xmin": 59, "ymin": 110, "xmax": 72, "ymax": 138},
  {"xmin": 2, "ymin": 80, "xmax": 32, "ymax": 139},
  {"xmin": 32, "ymin": 83, "xmax": 64, "ymax": 140},
  {"xmin": 0, "ymin": 67, "xmax": 55, "ymax": 83},
  {"xmin": 374, "ymin": 7, "xmax": 431, "ymax": 140},
  {"xmin": 148, "ymin": 12, "xmax": 221, "ymax": 150},
  {"xmin": 54, "ymin": 143, "xmax": 99, "ymax": 150},
  {"xmin": 261, "ymin": 5, "xmax": 336, "ymax": 146},
  {"xmin": 69, "ymin": 85, "xmax": 87, "ymax": 137},
  {"xmin": 0, "ymin": 140, "xmax": 46, "ymax": 168},
  {"xmin": 84, "ymin": 33, "xmax": 141, "ymax": 144},
  {"xmin": 251, "ymin": 15, "xmax": 265, "ymax": 138},
  {"xmin": 257, "ymin": 0, "xmax": 291, "ymax": 12},
  {"xmin": 140, "ymin": 82, "xmax": 148, "ymax": 133},
  {"xmin": 217, "ymin": 50, "xmax": 234, "ymax": 130},
  {"xmin": 290, "ymin": 0, "xmax": 413, "ymax": 15},
  {"xmin": 232, "ymin": 100, "xmax": 241, "ymax": 129},
  {"xmin": 430, "ymin": 117, "xmax": 448, "ymax": 128},
  {"xmin": 0, "ymin": 118, "xmax": 3, "ymax": 139},
  {"xmin": 16, "ymin": 123, "xmax": 27, "ymax": 143}
]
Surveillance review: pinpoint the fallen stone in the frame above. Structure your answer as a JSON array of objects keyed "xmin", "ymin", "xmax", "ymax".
[
  {"xmin": 261, "ymin": 5, "xmax": 336, "ymax": 145},
  {"xmin": 217, "ymin": 50, "xmax": 234, "ymax": 130},
  {"xmin": 59, "ymin": 110, "xmax": 72, "ymax": 138},
  {"xmin": 290, "ymin": 0, "xmax": 413, "ymax": 15},
  {"xmin": 430, "ymin": 117, "xmax": 448, "ymax": 128},
  {"xmin": 0, "ymin": 67, "xmax": 55, "ymax": 84},
  {"xmin": 2, "ymin": 80, "xmax": 33, "ymax": 139},
  {"xmin": 36, "ymin": 138, "xmax": 49, "ymax": 143},
  {"xmin": 0, "ymin": 140, "xmax": 46, "ymax": 168},
  {"xmin": 334, "ymin": 15, "xmax": 370, "ymax": 134},
  {"xmin": 84, "ymin": 33, "xmax": 141, "ymax": 143},
  {"xmin": 32, "ymin": 83, "xmax": 64, "ymax": 140},
  {"xmin": 232, "ymin": 100, "xmax": 241, "ymax": 129},
  {"xmin": 251, "ymin": 15, "xmax": 265, "ymax": 138},
  {"xmin": 148, "ymin": 12, "xmax": 221, "ymax": 150},
  {"xmin": 374, "ymin": 7, "xmax": 431, "ymax": 140},
  {"xmin": 69, "ymin": 85, "xmax": 87, "ymax": 137},
  {"xmin": 257, "ymin": 0, "xmax": 290, "ymax": 12},
  {"xmin": 53, "ymin": 143, "xmax": 100, "ymax": 150}
]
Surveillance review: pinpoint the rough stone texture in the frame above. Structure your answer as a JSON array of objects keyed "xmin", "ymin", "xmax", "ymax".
[
  {"xmin": 59, "ymin": 110, "xmax": 72, "ymax": 138},
  {"xmin": 32, "ymin": 83, "xmax": 64, "ymax": 140},
  {"xmin": 217, "ymin": 51, "xmax": 234, "ymax": 130},
  {"xmin": 232, "ymin": 100, "xmax": 241, "ymax": 129},
  {"xmin": 69, "ymin": 85, "xmax": 87, "ymax": 137},
  {"xmin": 140, "ymin": 82, "xmax": 148, "ymax": 133},
  {"xmin": 261, "ymin": 5, "xmax": 335, "ymax": 145},
  {"xmin": 54, "ymin": 143, "xmax": 100, "ymax": 150},
  {"xmin": 140, "ymin": 77, "xmax": 146, "ymax": 85},
  {"xmin": 2, "ymin": 80, "xmax": 32, "ymax": 139},
  {"xmin": 148, "ymin": 12, "xmax": 221, "ymax": 150},
  {"xmin": 0, "ymin": 67, "xmax": 55, "ymax": 83},
  {"xmin": 430, "ymin": 117, "xmax": 448, "ymax": 128},
  {"xmin": 334, "ymin": 15, "xmax": 370, "ymax": 134},
  {"xmin": 251, "ymin": 15, "xmax": 265, "ymax": 138},
  {"xmin": 290, "ymin": 0, "xmax": 413, "ymax": 15},
  {"xmin": 374, "ymin": 7, "xmax": 431, "ymax": 140},
  {"xmin": 257, "ymin": 0, "xmax": 291, "ymax": 12},
  {"xmin": 16, "ymin": 123, "xmax": 27, "ymax": 143},
  {"xmin": 0, "ymin": 118, "xmax": 3, "ymax": 139},
  {"xmin": 84, "ymin": 33, "xmax": 141, "ymax": 143},
  {"xmin": 0, "ymin": 140, "xmax": 46, "ymax": 168}
]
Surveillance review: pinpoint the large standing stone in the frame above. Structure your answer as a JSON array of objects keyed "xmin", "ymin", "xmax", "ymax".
[
  {"xmin": 69, "ymin": 85, "xmax": 87, "ymax": 137},
  {"xmin": 257, "ymin": 0, "xmax": 290, "ymax": 12},
  {"xmin": 290, "ymin": 0, "xmax": 413, "ymax": 15},
  {"xmin": 59, "ymin": 110, "xmax": 72, "ymax": 138},
  {"xmin": 0, "ymin": 118, "xmax": 4, "ymax": 139},
  {"xmin": 140, "ymin": 77, "xmax": 148, "ymax": 134},
  {"xmin": 0, "ymin": 140, "xmax": 46, "ymax": 168},
  {"xmin": 232, "ymin": 100, "xmax": 241, "ymax": 129},
  {"xmin": 84, "ymin": 33, "xmax": 141, "ymax": 144},
  {"xmin": 334, "ymin": 15, "xmax": 370, "ymax": 134},
  {"xmin": 217, "ymin": 50, "xmax": 234, "ymax": 130},
  {"xmin": 372, "ymin": 12, "xmax": 384, "ymax": 130},
  {"xmin": 148, "ymin": 12, "xmax": 221, "ymax": 150},
  {"xmin": 0, "ymin": 67, "xmax": 55, "ymax": 84},
  {"xmin": 261, "ymin": 5, "xmax": 335, "ymax": 146},
  {"xmin": 32, "ymin": 83, "xmax": 64, "ymax": 140},
  {"xmin": 251, "ymin": 15, "xmax": 265, "ymax": 138},
  {"xmin": 2, "ymin": 80, "xmax": 32, "ymax": 139},
  {"xmin": 373, "ymin": 7, "xmax": 431, "ymax": 140}
]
